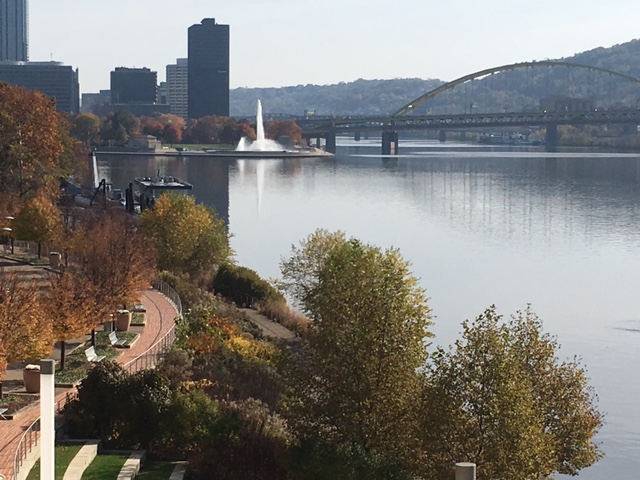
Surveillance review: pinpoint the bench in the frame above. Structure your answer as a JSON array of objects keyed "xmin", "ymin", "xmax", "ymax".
[
  {"xmin": 85, "ymin": 346, "xmax": 105, "ymax": 363},
  {"xmin": 0, "ymin": 407, "xmax": 8, "ymax": 420},
  {"xmin": 109, "ymin": 331, "xmax": 128, "ymax": 348}
]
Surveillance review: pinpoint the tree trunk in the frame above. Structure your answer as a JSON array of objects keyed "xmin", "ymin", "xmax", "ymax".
[
  {"xmin": 37, "ymin": 242, "xmax": 41, "ymax": 259},
  {"xmin": 60, "ymin": 341, "xmax": 66, "ymax": 371},
  {"xmin": 91, "ymin": 329, "xmax": 96, "ymax": 347}
]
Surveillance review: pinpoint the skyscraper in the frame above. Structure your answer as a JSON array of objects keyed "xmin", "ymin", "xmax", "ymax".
[
  {"xmin": 110, "ymin": 67, "xmax": 157, "ymax": 105},
  {"xmin": 167, "ymin": 58, "xmax": 188, "ymax": 119},
  {"xmin": 188, "ymin": 18, "xmax": 229, "ymax": 119},
  {"xmin": 0, "ymin": 0, "xmax": 28, "ymax": 61}
]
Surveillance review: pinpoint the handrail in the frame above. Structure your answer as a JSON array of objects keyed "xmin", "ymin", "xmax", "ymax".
[{"xmin": 13, "ymin": 278, "xmax": 182, "ymax": 480}]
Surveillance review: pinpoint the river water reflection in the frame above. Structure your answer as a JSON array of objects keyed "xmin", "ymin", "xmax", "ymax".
[{"xmin": 98, "ymin": 139, "xmax": 640, "ymax": 479}]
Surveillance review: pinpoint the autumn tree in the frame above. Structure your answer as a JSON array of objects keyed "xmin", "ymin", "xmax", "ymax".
[
  {"xmin": 12, "ymin": 194, "xmax": 63, "ymax": 258},
  {"xmin": 0, "ymin": 273, "xmax": 53, "ymax": 397},
  {"xmin": 140, "ymin": 192, "xmax": 232, "ymax": 283},
  {"xmin": 282, "ymin": 231, "xmax": 432, "ymax": 473},
  {"xmin": 73, "ymin": 210, "xmax": 157, "ymax": 320},
  {"xmin": 69, "ymin": 113, "xmax": 101, "ymax": 146},
  {"xmin": 163, "ymin": 123, "xmax": 182, "ymax": 145},
  {"xmin": 44, "ymin": 272, "xmax": 99, "ymax": 370},
  {"xmin": 0, "ymin": 82, "xmax": 78, "ymax": 203},
  {"xmin": 420, "ymin": 306, "xmax": 603, "ymax": 480},
  {"xmin": 265, "ymin": 120, "xmax": 303, "ymax": 145},
  {"xmin": 141, "ymin": 117, "xmax": 165, "ymax": 139}
]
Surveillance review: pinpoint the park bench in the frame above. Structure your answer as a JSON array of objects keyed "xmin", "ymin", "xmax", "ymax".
[
  {"xmin": 84, "ymin": 346, "xmax": 105, "ymax": 363},
  {"xmin": 0, "ymin": 407, "xmax": 8, "ymax": 420},
  {"xmin": 108, "ymin": 331, "xmax": 128, "ymax": 348}
]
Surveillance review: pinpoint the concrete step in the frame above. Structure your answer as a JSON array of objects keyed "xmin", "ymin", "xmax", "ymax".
[
  {"xmin": 62, "ymin": 440, "xmax": 100, "ymax": 480},
  {"xmin": 117, "ymin": 450, "xmax": 145, "ymax": 480}
]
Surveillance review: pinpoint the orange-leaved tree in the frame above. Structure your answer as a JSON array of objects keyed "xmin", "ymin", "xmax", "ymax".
[
  {"xmin": 0, "ymin": 83, "xmax": 69, "ymax": 202},
  {"xmin": 73, "ymin": 210, "xmax": 157, "ymax": 321},
  {"xmin": 0, "ymin": 272, "xmax": 53, "ymax": 398},
  {"xmin": 12, "ymin": 194, "xmax": 63, "ymax": 258},
  {"xmin": 44, "ymin": 272, "xmax": 99, "ymax": 370}
]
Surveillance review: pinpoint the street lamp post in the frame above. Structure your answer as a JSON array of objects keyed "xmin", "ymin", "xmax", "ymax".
[{"xmin": 3, "ymin": 216, "xmax": 14, "ymax": 254}]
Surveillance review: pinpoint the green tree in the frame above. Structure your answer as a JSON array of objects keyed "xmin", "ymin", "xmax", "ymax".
[
  {"xmin": 140, "ymin": 192, "xmax": 232, "ymax": 282},
  {"xmin": 279, "ymin": 228, "xmax": 346, "ymax": 303},
  {"xmin": 420, "ymin": 306, "xmax": 603, "ymax": 480},
  {"xmin": 100, "ymin": 110, "xmax": 139, "ymax": 145},
  {"xmin": 69, "ymin": 113, "xmax": 101, "ymax": 146},
  {"xmin": 282, "ymin": 232, "xmax": 432, "ymax": 471}
]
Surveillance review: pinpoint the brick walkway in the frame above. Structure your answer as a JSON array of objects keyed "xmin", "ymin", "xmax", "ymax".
[{"xmin": 0, "ymin": 287, "xmax": 178, "ymax": 480}]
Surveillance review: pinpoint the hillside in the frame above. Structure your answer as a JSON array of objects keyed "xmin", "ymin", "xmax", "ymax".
[{"xmin": 230, "ymin": 38, "xmax": 640, "ymax": 117}]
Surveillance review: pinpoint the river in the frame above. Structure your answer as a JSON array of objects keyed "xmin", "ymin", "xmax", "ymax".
[{"xmin": 97, "ymin": 138, "xmax": 640, "ymax": 479}]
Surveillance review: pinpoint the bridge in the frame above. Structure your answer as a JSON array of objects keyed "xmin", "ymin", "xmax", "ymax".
[{"xmin": 297, "ymin": 61, "xmax": 640, "ymax": 153}]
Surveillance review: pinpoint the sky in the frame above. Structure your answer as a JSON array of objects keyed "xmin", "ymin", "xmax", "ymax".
[{"xmin": 29, "ymin": 0, "xmax": 640, "ymax": 95}]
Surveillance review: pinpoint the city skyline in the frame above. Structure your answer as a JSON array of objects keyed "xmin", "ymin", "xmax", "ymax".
[{"xmin": 28, "ymin": 0, "xmax": 640, "ymax": 94}]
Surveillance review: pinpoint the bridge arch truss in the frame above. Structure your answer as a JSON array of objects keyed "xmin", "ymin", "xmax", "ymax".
[{"xmin": 392, "ymin": 61, "xmax": 640, "ymax": 117}]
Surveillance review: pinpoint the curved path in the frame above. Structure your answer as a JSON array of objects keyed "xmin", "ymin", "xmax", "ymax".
[{"xmin": 0, "ymin": 287, "xmax": 178, "ymax": 480}]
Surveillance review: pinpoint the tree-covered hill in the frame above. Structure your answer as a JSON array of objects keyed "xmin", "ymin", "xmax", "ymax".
[{"xmin": 230, "ymin": 38, "xmax": 640, "ymax": 117}]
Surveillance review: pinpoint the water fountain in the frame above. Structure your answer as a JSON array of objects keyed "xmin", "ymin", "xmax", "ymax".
[{"xmin": 236, "ymin": 100, "xmax": 285, "ymax": 152}]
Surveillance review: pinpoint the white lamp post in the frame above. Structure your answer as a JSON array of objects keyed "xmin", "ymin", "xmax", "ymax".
[{"xmin": 39, "ymin": 359, "xmax": 55, "ymax": 480}]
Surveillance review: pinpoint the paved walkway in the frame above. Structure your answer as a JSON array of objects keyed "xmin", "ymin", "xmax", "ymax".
[
  {"xmin": 239, "ymin": 308, "xmax": 297, "ymax": 341},
  {"xmin": 0, "ymin": 285, "xmax": 178, "ymax": 480}
]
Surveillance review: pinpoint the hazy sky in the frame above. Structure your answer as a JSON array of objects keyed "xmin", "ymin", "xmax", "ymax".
[{"xmin": 29, "ymin": 0, "xmax": 640, "ymax": 94}]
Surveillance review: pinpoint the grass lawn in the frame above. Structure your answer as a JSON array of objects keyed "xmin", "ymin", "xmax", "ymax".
[
  {"xmin": 80, "ymin": 453, "xmax": 130, "ymax": 479},
  {"xmin": 55, "ymin": 338, "xmax": 119, "ymax": 385},
  {"xmin": 136, "ymin": 461, "xmax": 179, "ymax": 479},
  {"xmin": 26, "ymin": 444, "xmax": 83, "ymax": 480}
]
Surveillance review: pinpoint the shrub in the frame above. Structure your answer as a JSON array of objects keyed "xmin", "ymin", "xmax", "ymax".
[
  {"xmin": 212, "ymin": 264, "xmax": 284, "ymax": 306},
  {"xmin": 188, "ymin": 398, "xmax": 293, "ymax": 480},
  {"xmin": 63, "ymin": 361, "xmax": 171, "ymax": 449},
  {"xmin": 286, "ymin": 440, "xmax": 413, "ymax": 480}
]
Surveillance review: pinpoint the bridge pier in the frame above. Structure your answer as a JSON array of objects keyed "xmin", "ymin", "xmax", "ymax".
[
  {"xmin": 326, "ymin": 128, "xmax": 337, "ymax": 154},
  {"xmin": 382, "ymin": 131, "xmax": 399, "ymax": 155},
  {"xmin": 439, "ymin": 129, "xmax": 447, "ymax": 142},
  {"xmin": 545, "ymin": 124, "xmax": 558, "ymax": 149},
  {"xmin": 354, "ymin": 131, "xmax": 361, "ymax": 141}
]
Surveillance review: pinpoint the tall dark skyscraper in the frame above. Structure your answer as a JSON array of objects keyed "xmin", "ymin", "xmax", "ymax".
[
  {"xmin": 110, "ymin": 67, "xmax": 157, "ymax": 104},
  {"xmin": 0, "ymin": 0, "xmax": 27, "ymax": 61},
  {"xmin": 188, "ymin": 18, "xmax": 229, "ymax": 119}
]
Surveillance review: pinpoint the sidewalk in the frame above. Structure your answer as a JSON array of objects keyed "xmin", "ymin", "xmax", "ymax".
[{"xmin": 0, "ymin": 285, "xmax": 178, "ymax": 480}]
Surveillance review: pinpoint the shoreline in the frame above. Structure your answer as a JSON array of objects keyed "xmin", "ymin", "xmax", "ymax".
[{"xmin": 95, "ymin": 147, "xmax": 335, "ymax": 159}]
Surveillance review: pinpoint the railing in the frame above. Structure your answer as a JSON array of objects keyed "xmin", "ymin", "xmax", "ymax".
[
  {"xmin": 122, "ymin": 324, "xmax": 177, "ymax": 374},
  {"xmin": 12, "ymin": 278, "xmax": 182, "ymax": 480},
  {"xmin": 152, "ymin": 278, "xmax": 183, "ymax": 316},
  {"xmin": 13, "ymin": 391, "xmax": 77, "ymax": 480}
]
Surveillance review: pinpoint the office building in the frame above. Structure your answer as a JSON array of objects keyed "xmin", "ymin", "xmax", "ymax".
[
  {"xmin": 110, "ymin": 67, "xmax": 157, "ymax": 105},
  {"xmin": 81, "ymin": 90, "xmax": 110, "ymax": 115},
  {"xmin": 188, "ymin": 18, "xmax": 229, "ymax": 119},
  {"xmin": 0, "ymin": 0, "xmax": 27, "ymax": 61},
  {"xmin": 0, "ymin": 61, "xmax": 79, "ymax": 113},
  {"xmin": 166, "ymin": 58, "xmax": 188, "ymax": 119}
]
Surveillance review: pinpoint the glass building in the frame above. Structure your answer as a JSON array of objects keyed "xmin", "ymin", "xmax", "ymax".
[
  {"xmin": 0, "ymin": 0, "xmax": 28, "ymax": 61},
  {"xmin": 188, "ymin": 18, "xmax": 229, "ymax": 119}
]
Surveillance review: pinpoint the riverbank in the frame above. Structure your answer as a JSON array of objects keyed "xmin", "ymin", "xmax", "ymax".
[{"xmin": 95, "ymin": 147, "xmax": 335, "ymax": 159}]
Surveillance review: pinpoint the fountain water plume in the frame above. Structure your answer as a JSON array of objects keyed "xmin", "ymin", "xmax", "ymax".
[{"xmin": 236, "ymin": 100, "xmax": 285, "ymax": 151}]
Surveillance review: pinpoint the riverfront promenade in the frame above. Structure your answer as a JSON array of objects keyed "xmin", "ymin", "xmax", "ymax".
[{"xmin": 0, "ymin": 284, "xmax": 178, "ymax": 479}]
